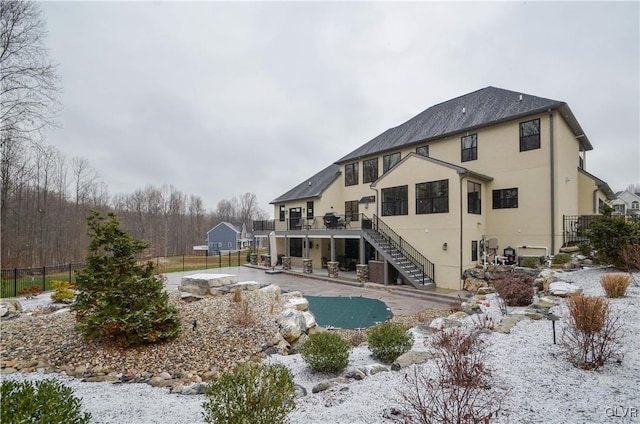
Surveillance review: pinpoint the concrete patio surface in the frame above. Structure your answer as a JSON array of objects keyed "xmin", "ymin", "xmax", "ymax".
[{"xmin": 163, "ymin": 264, "xmax": 461, "ymax": 317}]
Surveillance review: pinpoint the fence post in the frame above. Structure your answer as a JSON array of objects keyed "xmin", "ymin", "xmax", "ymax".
[
  {"xmin": 14, "ymin": 268, "xmax": 17, "ymax": 298},
  {"xmin": 218, "ymin": 252, "xmax": 221, "ymax": 268},
  {"xmin": 42, "ymin": 266, "xmax": 46, "ymax": 291},
  {"xmin": 205, "ymin": 254, "xmax": 208, "ymax": 269},
  {"xmin": 69, "ymin": 264, "xmax": 72, "ymax": 283},
  {"xmin": 237, "ymin": 250, "xmax": 240, "ymax": 266},
  {"xmin": 182, "ymin": 255, "xmax": 185, "ymax": 272}
]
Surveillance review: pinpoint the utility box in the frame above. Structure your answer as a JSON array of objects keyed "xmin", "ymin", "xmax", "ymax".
[{"xmin": 503, "ymin": 246, "xmax": 516, "ymax": 265}]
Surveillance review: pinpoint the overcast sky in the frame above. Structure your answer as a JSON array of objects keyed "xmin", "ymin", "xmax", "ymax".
[{"xmin": 40, "ymin": 1, "xmax": 639, "ymax": 217}]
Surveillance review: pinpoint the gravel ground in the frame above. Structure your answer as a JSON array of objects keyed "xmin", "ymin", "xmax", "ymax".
[{"xmin": 1, "ymin": 291, "xmax": 280, "ymax": 384}]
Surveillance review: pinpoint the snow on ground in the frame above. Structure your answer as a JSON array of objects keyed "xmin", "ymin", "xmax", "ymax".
[{"xmin": 4, "ymin": 267, "xmax": 639, "ymax": 423}]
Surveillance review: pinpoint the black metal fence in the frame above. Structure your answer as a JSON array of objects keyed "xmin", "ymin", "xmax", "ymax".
[
  {"xmin": 563, "ymin": 215, "xmax": 598, "ymax": 246},
  {"xmin": 1, "ymin": 251, "xmax": 250, "ymax": 298},
  {"xmin": 1, "ymin": 263, "xmax": 84, "ymax": 299}
]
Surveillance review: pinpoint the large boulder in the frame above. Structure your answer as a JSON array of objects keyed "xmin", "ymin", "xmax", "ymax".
[
  {"xmin": 0, "ymin": 299, "xmax": 23, "ymax": 316},
  {"xmin": 391, "ymin": 351, "xmax": 434, "ymax": 371},
  {"xmin": 548, "ymin": 281, "xmax": 583, "ymax": 297},
  {"xmin": 179, "ymin": 274, "xmax": 237, "ymax": 296},
  {"xmin": 464, "ymin": 277, "xmax": 487, "ymax": 292}
]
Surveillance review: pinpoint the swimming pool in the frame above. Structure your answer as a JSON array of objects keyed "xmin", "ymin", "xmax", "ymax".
[{"xmin": 304, "ymin": 295, "xmax": 393, "ymax": 329}]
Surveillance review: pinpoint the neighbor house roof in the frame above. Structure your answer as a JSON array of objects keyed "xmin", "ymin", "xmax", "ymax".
[
  {"xmin": 336, "ymin": 86, "xmax": 593, "ymax": 164},
  {"xmin": 271, "ymin": 164, "xmax": 341, "ymax": 204}
]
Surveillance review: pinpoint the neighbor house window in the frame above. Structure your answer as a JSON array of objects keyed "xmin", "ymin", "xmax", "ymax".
[
  {"xmin": 492, "ymin": 188, "xmax": 518, "ymax": 209},
  {"xmin": 363, "ymin": 158, "xmax": 378, "ymax": 183},
  {"xmin": 632, "ymin": 201, "xmax": 639, "ymax": 210},
  {"xmin": 520, "ymin": 119, "xmax": 540, "ymax": 151},
  {"xmin": 290, "ymin": 239, "xmax": 302, "ymax": 257},
  {"xmin": 279, "ymin": 205, "xmax": 285, "ymax": 221},
  {"xmin": 381, "ymin": 185, "xmax": 408, "ymax": 216},
  {"xmin": 472, "ymin": 240, "xmax": 478, "ymax": 262},
  {"xmin": 416, "ymin": 146, "xmax": 429, "ymax": 157},
  {"xmin": 383, "ymin": 152, "xmax": 401, "ymax": 174},
  {"xmin": 345, "ymin": 200, "xmax": 359, "ymax": 222},
  {"xmin": 467, "ymin": 181, "xmax": 481, "ymax": 214},
  {"xmin": 461, "ymin": 134, "xmax": 477, "ymax": 162},
  {"xmin": 416, "ymin": 179, "xmax": 449, "ymax": 214},
  {"xmin": 345, "ymin": 162, "xmax": 359, "ymax": 186}
]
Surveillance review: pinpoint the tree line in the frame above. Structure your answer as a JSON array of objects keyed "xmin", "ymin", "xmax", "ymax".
[
  {"xmin": 1, "ymin": 1, "xmax": 268, "ymax": 268},
  {"xmin": 1, "ymin": 138, "xmax": 268, "ymax": 268}
]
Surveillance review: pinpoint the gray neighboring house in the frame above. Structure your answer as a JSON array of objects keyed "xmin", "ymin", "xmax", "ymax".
[
  {"xmin": 612, "ymin": 189, "xmax": 640, "ymax": 218},
  {"xmin": 206, "ymin": 222, "xmax": 255, "ymax": 255}
]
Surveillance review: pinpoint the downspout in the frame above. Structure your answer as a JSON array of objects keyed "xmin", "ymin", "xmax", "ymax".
[
  {"xmin": 459, "ymin": 174, "xmax": 466, "ymax": 290},
  {"xmin": 548, "ymin": 110, "xmax": 556, "ymax": 254}
]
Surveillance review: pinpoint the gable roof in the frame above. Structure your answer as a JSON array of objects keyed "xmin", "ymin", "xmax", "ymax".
[
  {"xmin": 578, "ymin": 168, "xmax": 616, "ymax": 200},
  {"xmin": 271, "ymin": 164, "xmax": 341, "ymax": 204},
  {"xmin": 337, "ymin": 86, "xmax": 592, "ymax": 164},
  {"xmin": 207, "ymin": 221, "xmax": 242, "ymax": 235},
  {"xmin": 371, "ymin": 152, "xmax": 493, "ymax": 187}
]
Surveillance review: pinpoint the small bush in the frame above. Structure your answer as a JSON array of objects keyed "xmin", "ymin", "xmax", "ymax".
[
  {"xmin": 400, "ymin": 327, "xmax": 506, "ymax": 424},
  {"xmin": 562, "ymin": 295, "xmax": 623, "ymax": 370},
  {"xmin": 18, "ymin": 286, "xmax": 43, "ymax": 299},
  {"xmin": 552, "ymin": 253, "xmax": 571, "ymax": 265},
  {"xmin": 493, "ymin": 273, "xmax": 534, "ymax": 306},
  {"xmin": 203, "ymin": 362, "xmax": 295, "ymax": 424},
  {"xmin": 619, "ymin": 243, "xmax": 640, "ymax": 271},
  {"xmin": 234, "ymin": 300, "xmax": 255, "ymax": 327},
  {"xmin": 578, "ymin": 242, "xmax": 592, "ymax": 257},
  {"xmin": 232, "ymin": 287, "xmax": 243, "ymax": 303},
  {"xmin": 367, "ymin": 322, "xmax": 414, "ymax": 363},
  {"xmin": 346, "ymin": 330, "xmax": 368, "ymax": 347},
  {"xmin": 51, "ymin": 280, "xmax": 75, "ymax": 303},
  {"xmin": 1, "ymin": 379, "xmax": 91, "ymax": 424},
  {"xmin": 521, "ymin": 257, "xmax": 540, "ymax": 268},
  {"xmin": 600, "ymin": 273, "xmax": 631, "ymax": 298},
  {"xmin": 300, "ymin": 331, "xmax": 350, "ymax": 373}
]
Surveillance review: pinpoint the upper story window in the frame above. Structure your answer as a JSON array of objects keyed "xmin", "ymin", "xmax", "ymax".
[
  {"xmin": 381, "ymin": 185, "xmax": 408, "ymax": 216},
  {"xmin": 520, "ymin": 119, "xmax": 540, "ymax": 151},
  {"xmin": 416, "ymin": 146, "xmax": 429, "ymax": 157},
  {"xmin": 279, "ymin": 205, "xmax": 285, "ymax": 221},
  {"xmin": 461, "ymin": 134, "xmax": 477, "ymax": 162},
  {"xmin": 345, "ymin": 162, "xmax": 359, "ymax": 186},
  {"xmin": 467, "ymin": 181, "xmax": 481, "ymax": 214},
  {"xmin": 383, "ymin": 152, "xmax": 401, "ymax": 174},
  {"xmin": 363, "ymin": 158, "xmax": 378, "ymax": 183},
  {"xmin": 416, "ymin": 179, "xmax": 449, "ymax": 214},
  {"xmin": 579, "ymin": 151, "xmax": 585, "ymax": 170},
  {"xmin": 492, "ymin": 188, "xmax": 518, "ymax": 209}
]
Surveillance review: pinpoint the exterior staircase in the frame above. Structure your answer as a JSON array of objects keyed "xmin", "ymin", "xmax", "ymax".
[{"xmin": 362, "ymin": 215, "xmax": 435, "ymax": 289}]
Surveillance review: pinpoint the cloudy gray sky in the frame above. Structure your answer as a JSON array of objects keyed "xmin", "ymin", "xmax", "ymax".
[{"xmin": 40, "ymin": 1, "xmax": 639, "ymax": 217}]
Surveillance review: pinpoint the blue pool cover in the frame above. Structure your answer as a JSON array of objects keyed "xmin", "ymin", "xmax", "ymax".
[{"xmin": 305, "ymin": 295, "xmax": 393, "ymax": 329}]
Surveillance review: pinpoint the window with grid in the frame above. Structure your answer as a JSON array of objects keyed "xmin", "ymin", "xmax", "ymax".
[
  {"xmin": 345, "ymin": 162, "xmax": 358, "ymax": 186},
  {"xmin": 416, "ymin": 179, "xmax": 449, "ymax": 214},
  {"xmin": 472, "ymin": 240, "xmax": 478, "ymax": 261},
  {"xmin": 381, "ymin": 185, "xmax": 408, "ymax": 216},
  {"xmin": 307, "ymin": 201, "xmax": 314, "ymax": 219},
  {"xmin": 461, "ymin": 134, "xmax": 477, "ymax": 162},
  {"xmin": 520, "ymin": 119, "xmax": 540, "ymax": 151},
  {"xmin": 492, "ymin": 188, "xmax": 518, "ymax": 209},
  {"xmin": 279, "ymin": 205, "xmax": 285, "ymax": 221},
  {"xmin": 467, "ymin": 181, "xmax": 481, "ymax": 214},
  {"xmin": 363, "ymin": 158, "xmax": 378, "ymax": 183},
  {"xmin": 383, "ymin": 152, "xmax": 401, "ymax": 174},
  {"xmin": 345, "ymin": 200, "xmax": 359, "ymax": 221},
  {"xmin": 416, "ymin": 146, "xmax": 429, "ymax": 157}
]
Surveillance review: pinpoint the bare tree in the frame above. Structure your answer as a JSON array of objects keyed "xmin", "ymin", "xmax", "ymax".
[
  {"xmin": 215, "ymin": 198, "xmax": 239, "ymax": 222},
  {"xmin": 1, "ymin": 0, "xmax": 61, "ymax": 139}
]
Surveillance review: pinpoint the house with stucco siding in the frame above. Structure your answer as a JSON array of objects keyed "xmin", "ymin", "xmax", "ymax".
[{"xmin": 253, "ymin": 87, "xmax": 615, "ymax": 290}]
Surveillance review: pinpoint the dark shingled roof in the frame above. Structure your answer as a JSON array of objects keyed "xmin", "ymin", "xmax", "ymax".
[
  {"xmin": 271, "ymin": 164, "xmax": 341, "ymax": 204},
  {"xmin": 337, "ymin": 86, "xmax": 592, "ymax": 164}
]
